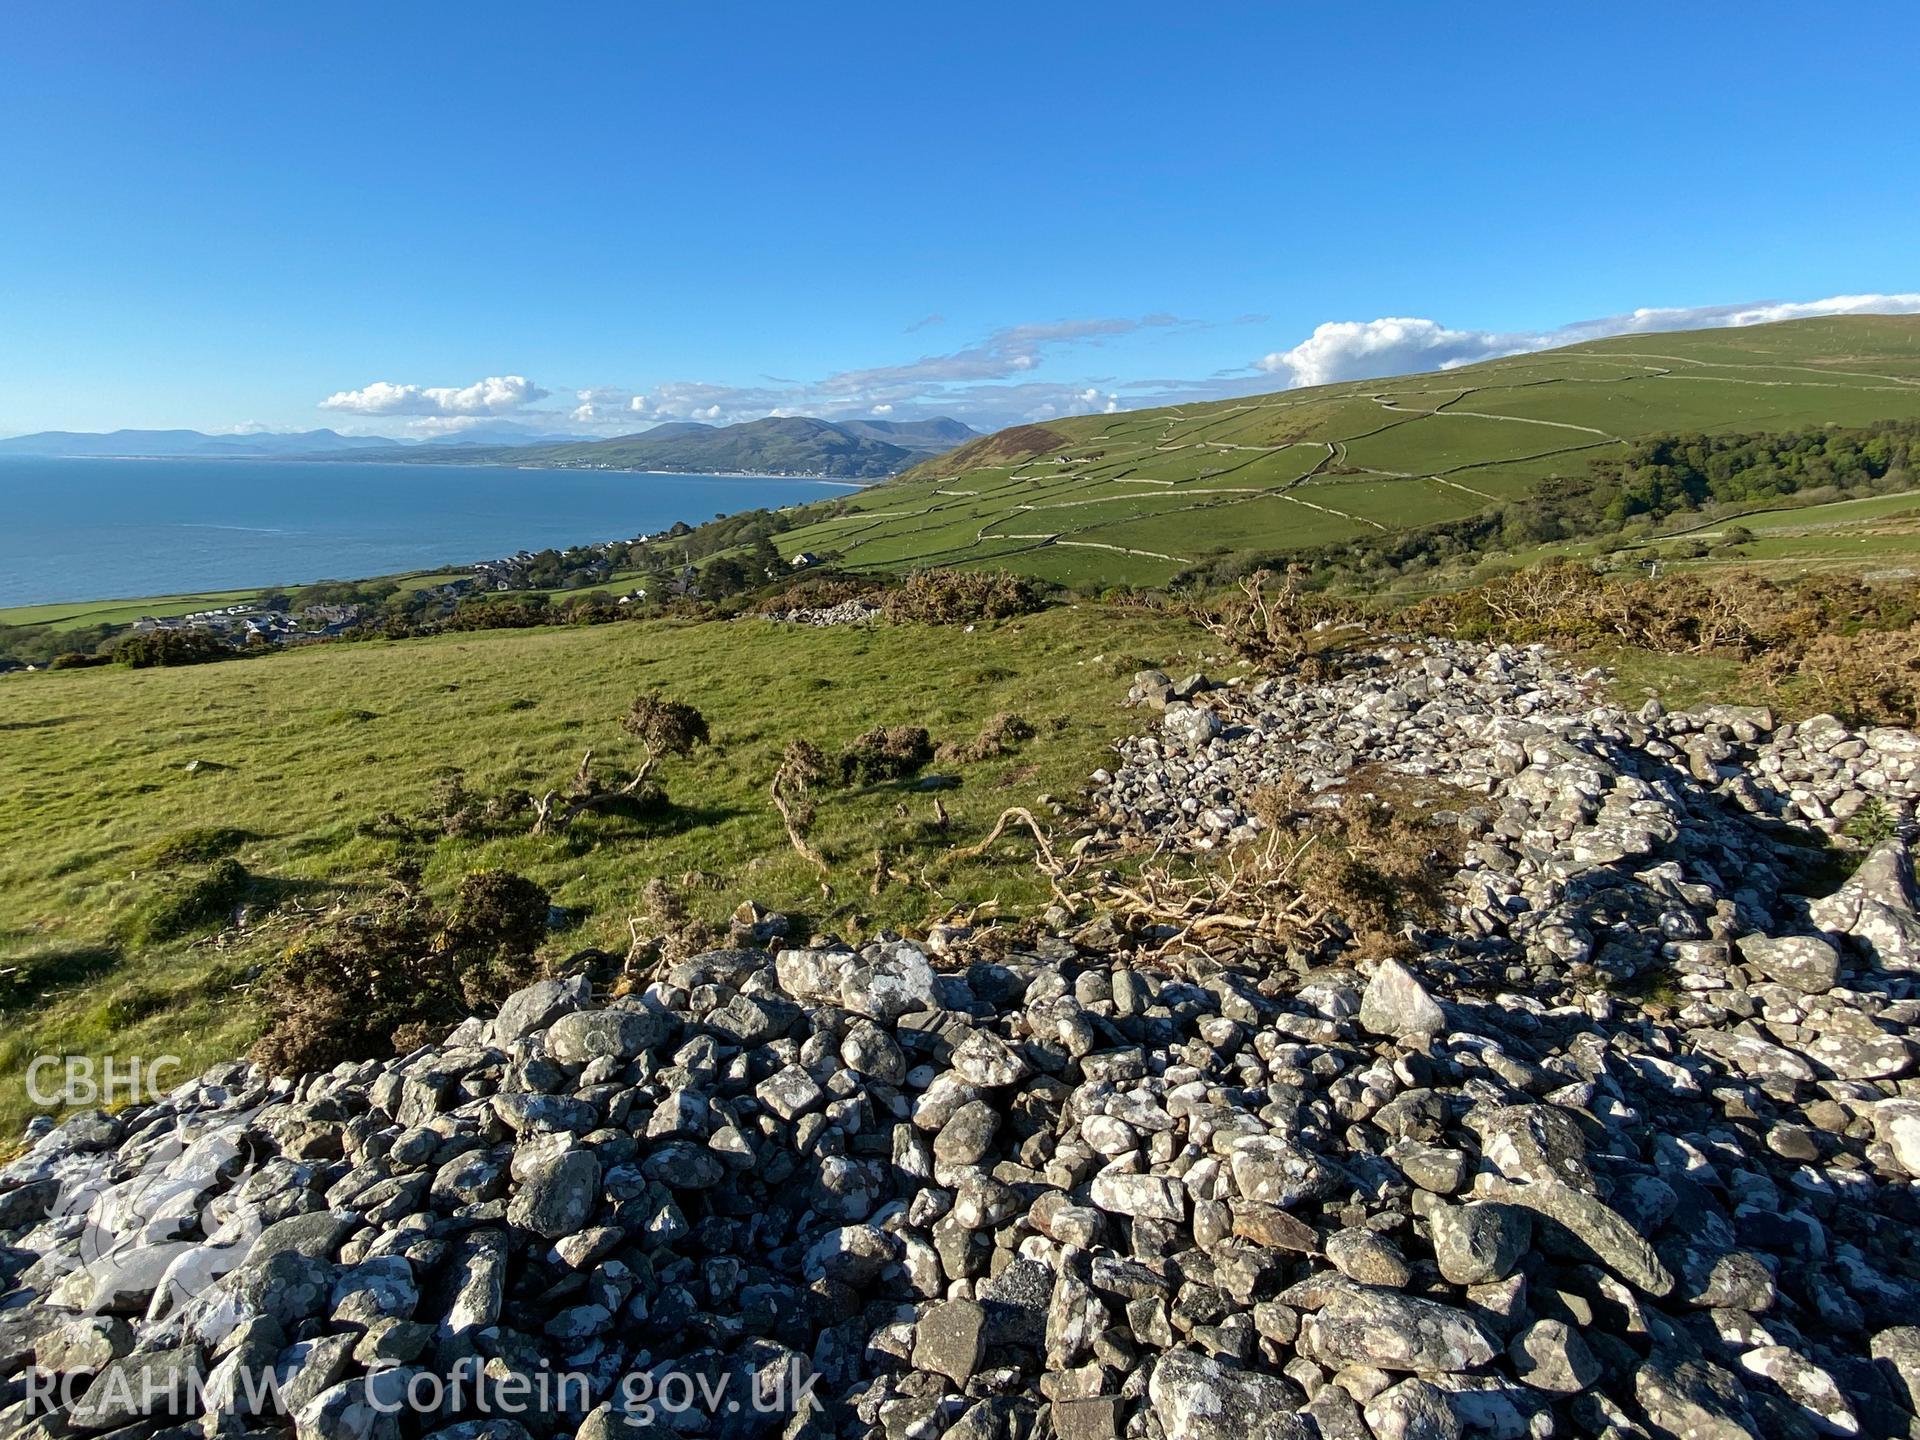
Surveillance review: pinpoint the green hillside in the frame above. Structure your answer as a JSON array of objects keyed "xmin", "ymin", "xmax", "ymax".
[
  {"xmin": 769, "ymin": 315, "xmax": 1920, "ymax": 585},
  {"xmin": 0, "ymin": 604, "xmax": 1197, "ymax": 1132}
]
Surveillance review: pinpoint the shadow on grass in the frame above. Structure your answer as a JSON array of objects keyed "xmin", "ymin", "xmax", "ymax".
[
  {"xmin": 249, "ymin": 874, "xmax": 380, "ymax": 908},
  {"xmin": 1, "ymin": 945, "xmax": 122, "ymax": 1014},
  {"xmin": 0, "ymin": 716, "xmax": 75, "ymax": 732},
  {"xmin": 568, "ymin": 802, "xmax": 746, "ymax": 846}
]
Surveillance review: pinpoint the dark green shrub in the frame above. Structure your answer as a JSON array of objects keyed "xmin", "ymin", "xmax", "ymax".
[
  {"xmin": 623, "ymin": 695, "xmax": 710, "ymax": 764},
  {"xmin": 251, "ymin": 867, "xmax": 552, "ymax": 1074},
  {"xmin": 112, "ymin": 629, "xmax": 233, "ymax": 668},
  {"xmin": 838, "ymin": 725, "xmax": 934, "ymax": 784},
  {"xmin": 442, "ymin": 870, "xmax": 552, "ymax": 965}
]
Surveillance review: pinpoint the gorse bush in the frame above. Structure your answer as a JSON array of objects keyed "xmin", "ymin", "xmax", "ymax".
[
  {"xmin": 1355, "ymin": 562, "xmax": 1920, "ymax": 724},
  {"xmin": 441, "ymin": 870, "xmax": 553, "ymax": 984},
  {"xmin": 838, "ymin": 725, "xmax": 935, "ymax": 785},
  {"xmin": 936, "ymin": 712, "xmax": 1036, "ymax": 764},
  {"xmin": 251, "ymin": 866, "xmax": 551, "ymax": 1074},
  {"xmin": 881, "ymin": 569, "xmax": 1049, "ymax": 625},
  {"xmin": 754, "ymin": 573, "xmax": 885, "ymax": 614},
  {"xmin": 426, "ymin": 770, "xmax": 530, "ymax": 837},
  {"xmin": 531, "ymin": 695, "xmax": 709, "ymax": 834},
  {"xmin": 1296, "ymin": 798, "xmax": 1457, "ymax": 958},
  {"xmin": 623, "ymin": 695, "xmax": 710, "ymax": 763},
  {"xmin": 1190, "ymin": 568, "xmax": 1355, "ymax": 670},
  {"xmin": 1747, "ymin": 627, "xmax": 1920, "ymax": 727}
]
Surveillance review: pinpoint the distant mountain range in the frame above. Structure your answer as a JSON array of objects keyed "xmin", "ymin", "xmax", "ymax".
[
  {"xmin": 0, "ymin": 427, "xmax": 410, "ymax": 459},
  {"xmin": 0, "ymin": 415, "xmax": 975, "ymax": 477},
  {"xmin": 407, "ymin": 416, "xmax": 977, "ymax": 478}
]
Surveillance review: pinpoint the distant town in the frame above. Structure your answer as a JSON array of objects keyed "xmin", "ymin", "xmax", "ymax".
[{"xmin": 121, "ymin": 529, "xmax": 826, "ymax": 650}]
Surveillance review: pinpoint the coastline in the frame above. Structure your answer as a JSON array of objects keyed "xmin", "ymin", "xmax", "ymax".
[
  {"xmin": 3, "ymin": 453, "xmax": 882, "ymax": 486},
  {"xmin": 0, "ymin": 458, "xmax": 872, "ymax": 617}
]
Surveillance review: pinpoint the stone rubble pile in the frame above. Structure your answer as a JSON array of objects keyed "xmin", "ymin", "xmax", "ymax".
[
  {"xmin": 1104, "ymin": 644, "xmax": 1919, "ymax": 851},
  {"xmin": 760, "ymin": 602, "xmax": 882, "ymax": 628},
  {"xmin": 2, "ymin": 641, "xmax": 1918, "ymax": 1440}
]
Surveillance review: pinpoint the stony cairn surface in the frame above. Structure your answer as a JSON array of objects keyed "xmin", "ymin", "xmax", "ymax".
[
  {"xmin": 4, "ymin": 639, "xmax": 1920, "ymax": 1440},
  {"xmin": 759, "ymin": 601, "xmax": 881, "ymax": 628}
]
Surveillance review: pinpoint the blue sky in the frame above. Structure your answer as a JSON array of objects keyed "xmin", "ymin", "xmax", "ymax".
[{"xmin": 3, "ymin": 2, "xmax": 1917, "ymax": 438}]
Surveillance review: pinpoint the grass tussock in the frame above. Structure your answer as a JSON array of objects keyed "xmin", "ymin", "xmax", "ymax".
[
  {"xmin": 118, "ymin": 859, "xmax": 252, "ymax": 946},
  {"xmin": 134, "ymin": 826, "xmax": 255, "ymax": 868}
]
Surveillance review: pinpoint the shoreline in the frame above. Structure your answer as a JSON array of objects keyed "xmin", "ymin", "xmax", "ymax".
[
  {"xmin": 0, "ymin": 460, "xmax": 877, "ymax": 619},
  {"xmin": 0, "ymin": 452, "xmax": 884, "ymax": 486}
]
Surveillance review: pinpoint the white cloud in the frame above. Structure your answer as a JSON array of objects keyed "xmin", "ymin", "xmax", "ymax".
[
  {"xmin": 302, "ymin": 293, "xmax": 1920, "ymax": 442},
  {"xmin": 1256, "ymin": 318, "xmax": 1518, "ymax": 387},
  {"xmin": 320, "ymin": 374, "xmax": 548, "ymax": 416},
  {"xmin": 1255, "ymin": 292, "xmax": 1920, "ymax": 388},
  {"xmin": 567, "ymin": 388, "xmax": 642, "ymax": 425},
  {"xmin": 311, "ymin": 317, "xmax": 1187, "ymax": 436},
  {"xmin": 403, "ymin": 415, "xmax": 519, "ymax": 437}
]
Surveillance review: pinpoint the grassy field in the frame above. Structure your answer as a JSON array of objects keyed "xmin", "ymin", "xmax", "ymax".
[
  {"xmin": 0, "ymin": 577, "xmax": 1888, "ymax": 1136},
  {"xmin": 1396, "ymin": 486, "xmax": 1920, "ymax": 597},
  {"xmin": 0, "ymin": 604, "xmax": 1205, "ymax": 1132},
  {"xmin": 0, "ymin": 571, "xmax": 473, "ymax": 630},
  {"xmin": 768, "ymin": 316, "xmax": 1920, "ymax": 585},
  {"xmin": 0, "ymin": 588, "xmax": 268, "ymax": 629}
]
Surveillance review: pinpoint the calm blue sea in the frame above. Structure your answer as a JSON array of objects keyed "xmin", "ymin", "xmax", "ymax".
[{"xmin": 0, "ymin": 457, "xmax": 863, "ymax": 608}]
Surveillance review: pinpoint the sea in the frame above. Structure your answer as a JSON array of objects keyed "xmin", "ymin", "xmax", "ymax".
[{"xmin": 0, "ymin": 457, "xmax": 865, "ymax": 609}]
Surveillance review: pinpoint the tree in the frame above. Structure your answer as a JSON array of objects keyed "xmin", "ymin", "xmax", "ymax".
[
  {"xmin": 622, "ymin": 695, "xmax": 711, "ymax": 777},
  {"xmin": 748, "ymin": 535, "xmax": 783, "ymax": 577},
  {"xmin": 702, "ymin": 556, "xmax": 750, "ymax": 596},
  {"xmin": 532, "ymin": 695, "xmax": 710, "ymax": 834},
  {"xmin": 112, "ymin": 628, "xmax": 232, "ymax": 668}
]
